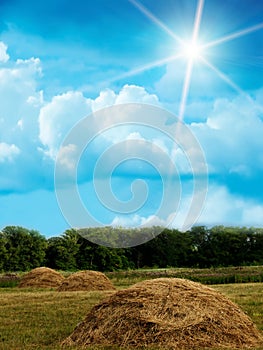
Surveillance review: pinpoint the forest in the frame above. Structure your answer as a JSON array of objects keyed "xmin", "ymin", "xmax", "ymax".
[{"xmin": 0, "ymin": 225, "xmax": 263, "ymax": 272}]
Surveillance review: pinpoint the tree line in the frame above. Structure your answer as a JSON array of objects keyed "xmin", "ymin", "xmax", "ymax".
[{"xmin": 0, "ymin": 225, "xmax": 263, "ymax": 272}]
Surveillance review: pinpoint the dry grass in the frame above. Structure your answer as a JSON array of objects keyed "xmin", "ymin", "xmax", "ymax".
[
  {"xmin": 63, "ymin": 278, "xmax": 263, "ymax": 349},
  {"xmin": 18, "ymin": 267, "xmax": 65, "ymax": 289},
  {"xmin": 57, "ymin": 271, "xmax": 115, "ymax": 292},
  {"xmin": 0, "ymin": 278, "xmax": 262, "ymax": 350}
]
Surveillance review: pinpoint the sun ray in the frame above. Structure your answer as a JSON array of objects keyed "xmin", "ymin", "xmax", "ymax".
[
  {"xmin": 128, "ymin": 0, "xmax": 184, "ymax": 45},
  {"xmin": 192, "ymin": 0, "xmax": 205, "ymax": 42},
  {"xmin": 203, "ymin": 22, "xmax": 263, "ymax": 49},
  {"xmin": 104, "ymin": 0, "xmax": 258, "ymax": 121},
  {"xmin": 200, "ymin": 57, "xmax": 253, "ymax": 102},
  {"xmin": 108, "ymin": 53, "xmax": 183, "ymax": 83},
  {"xmin": 178, "ymin": 60, "xmax": 194, "ymax": 121},
  {"xmin": 178, "ymin": 0, "xmax": 205, "ymax": 121}
]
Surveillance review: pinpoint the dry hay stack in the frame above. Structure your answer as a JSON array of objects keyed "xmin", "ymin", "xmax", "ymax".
[
  {"xmin": 62, "ymin": 278, "xmax": 263, "ymax": 349},
  {"xmin": 0, "ymin": 273, "xmax": 20, "ymax": 283},
  {"xmin": 18, "ymin": 267, "xmax": 64, "ymax": 288},
  {"xmin": 57, "ymin": 270, "xmax": 115, "ymax": 292}
]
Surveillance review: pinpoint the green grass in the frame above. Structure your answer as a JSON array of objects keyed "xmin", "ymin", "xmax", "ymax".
[
  {"xmin": 107, "ymin": 265, "xmax": 263, "ymax": 286},
  {"xmin": 214, "ymin": 283, "xmax": 263, "ymax": 331},
  {"xmin": 0, "ymin": 289, "xmax": 109, "ymax": 350},
  {"xmin": 0, "ymin": 274, "xmax": 263, "ymax": 349},
  {"xmin": 1, "ymin": 266, "xmax": 263, "ymax": 289}
]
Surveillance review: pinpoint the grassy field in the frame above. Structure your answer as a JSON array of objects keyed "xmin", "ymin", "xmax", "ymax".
[
  {"xmin": 107, "ymin": 265, "xmax": 263, "ymax": 286},
  {"xmin": 0, "ymin": 274, "xmax": 262, "ymax": 349}
]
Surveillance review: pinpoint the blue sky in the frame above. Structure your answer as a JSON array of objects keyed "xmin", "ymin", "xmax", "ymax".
[{"xmin": 0, "ymin": 0, "xmax": 263, "ymax": 237}]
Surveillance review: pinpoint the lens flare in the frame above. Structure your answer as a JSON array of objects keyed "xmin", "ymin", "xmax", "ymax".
[{"xmin": 182, "ymin": 41, "xmax": 203, "ymax": 60}]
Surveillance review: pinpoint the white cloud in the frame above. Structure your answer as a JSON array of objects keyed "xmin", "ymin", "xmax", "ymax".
[
  {"xmin": 191, "ymin": 95, "xmax": 263, "ymax": 175},
  {"xmin": 91, "ymin": 84, "xmax": 159, "ymax": 113},
  {"xmin": 15, "ymin": 57, "xmax": 42, "ymax": 75},
  {"xmin": 126, "ymin": 132, "xmax": 144, "ymax": 140},
  {"xmin": 56, "ymin": 144, "xmax": 78, "ymax": 171},
  {"xmin": 91, "ymin": 89, "xmax": 116, "ymax": 111},
  {"xmin": 39, "ymin": 85, "xmax": 160, "ymax": 159},
  {"xmin": 242, "ymin": 205, "xmax": 263, "ymax": 227},
  {"xmin": 111, "ymin": 213, "xmax": 166, "ymax": 228},
  {"xmin": 0, "ymin": 39, "xmax": 262, "ymax": 234},
  {"xmin": 141, "ymin": 215, "xmax": 166, "ymax": 227},
  {"xmin": 115, "ymin": 84, "xmax": 159, "ymax": 105},
  {"xmin": 193, "ymin": 184, "xmax": 263, "ymax": 228},
  {"xmin": 0, "ymin": 55, "xmax": 43, "ymax": 145},
  {"xmin": 39, "ymin": 91, "xmax": 92, "ymax": 159},
  {"xmin": 0, "ymin": 42, "xmax": 9, "ymax": 63},
  {"xmin": 27, "ymin": 90, "xmax": 44, "ymax": 107},
  {"xmin": 197, "ymin": 185, "xmax": 243, "ymax": 226},
  {"xmin": 0, "ymin": 51, "xmax": 49, "ymax": 192},
  {"xmin": 0, "ymin": 143, "xmax": 20, "ymax": 162},
  {"xmin": 111, "ymin": 214, "xmax": 142, "ymax": 227},
  {"xmin": 112, "ymin": 184, "xmax": 263, "ymax": 231}
]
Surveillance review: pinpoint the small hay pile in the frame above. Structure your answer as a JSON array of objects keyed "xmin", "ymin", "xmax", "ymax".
[
  {"xmin": 62, "ymin": 278, "xmax": 263, "ymax": 349},
  {"xmin": 0, "ymin": 273, "xmax": 20, "ymax": 283},
  {"xmin": 18, "ymin": 267, "xmax": 64, "ymax": 288},
  {"xmin": 57, "ymin": 270, "xmax": 115, "ymax": 292}
]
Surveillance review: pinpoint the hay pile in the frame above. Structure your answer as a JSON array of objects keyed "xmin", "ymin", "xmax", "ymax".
[
  {"xmin": 57, "ymin": 270, "xmax": 115, "ymax": 292},
  {"xmin": 0, "ymin": 273, "xmax": 20, "ymax": 283},
  {"xmin": 18, "ymin": 267, "xmax": 64, "ymax": 288},
  {"xmin": 63, "ymin": 278, "xmax": 263, "ymax": 349}
]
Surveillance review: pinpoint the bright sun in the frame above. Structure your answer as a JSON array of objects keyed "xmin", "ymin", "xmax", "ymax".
[
  {"xmin": 182, "ymin": 40, "xmax": 203, "ymax": 60},
  {"xmin": 125, "ymin": 0, "xmax": 263, "ymax": 121}
]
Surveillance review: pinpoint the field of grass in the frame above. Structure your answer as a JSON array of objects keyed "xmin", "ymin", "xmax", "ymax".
[
  {"xmin": 0, "ymin": 273, "xmax": 262, "ymax": 349},
  {"xmin": 107, "ymin": 265, "xmax": 263, "ymax": 287}
]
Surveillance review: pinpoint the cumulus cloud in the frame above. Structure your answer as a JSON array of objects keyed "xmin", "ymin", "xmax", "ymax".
[
  {"xmin": 0, "ymin": 143, "xmax": 20, "ymax": 162},
  {"xmin": 0, "ymin": 55, "xmax": 43, "ymax": 145},
  {"xmin": 115, "ymin": 84, "xmax": 159, "ymax": 105},
  {"xmin": 191, "ymin": 94, "xmax": 263, "ymax": 176},
  {"xmin": 155, "ymin": 59, "xmax": 236, "ymax": 105},
  {"xmin": 0, "ymin": 42, "xmax": 9, "ymax": 63},
  {"xmin": 39, "ymin": 84, "xmax": 160, "ymax": 159},
  {"xmin": 1, "ymin": 42, "xmax": 263, "ymax": 233},
  {"xmin": 0, "ymin": 49, "xmax": 49, "ymax": 193},
  {"xmin": 197, "ymin": 184, "xmax": 263, "ymax": 228},
  {"xmin": 111, "ymin": 184, "xmax": 263, "ymax": 231},
  {"xmin": 111, "ymin": 214, "xmax": 143, "ymax": 227},
  {"xmin": 91, "ymin": 89, "xmax": 116, "ymax": 111},
  {"xmin": 56, "ymin": 143, "xmax": 78, "ymax": 171},
  {"xmin": 242, "ymin": 205, "xmax": 263, "ymax": 227},
  {"xmin": 39, "ymin": 91, "xmax": 92, "ymax": 159},
  {"xmin": 111, "ymin": 213, "xmax": 166, "ymax": 228},
  {"xmin": 91, "ymin": 85, "xmax": 159, "ymax": 111}
]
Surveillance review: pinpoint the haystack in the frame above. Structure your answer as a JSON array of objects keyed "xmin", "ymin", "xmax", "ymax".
[
  {"xmin": 18, "ymin": 267, "xmax": 64, "ymax": 288},
  {"xmin": 62, "ymin": 278, "xmax": 263, "ymax": 349},
  {"xmin": 0, "ymin": 273, "xmax": 20, "ymax": 283},
  {"xmin": 57, "ymin": 270, "xmax": 115, "ymax": 292}
]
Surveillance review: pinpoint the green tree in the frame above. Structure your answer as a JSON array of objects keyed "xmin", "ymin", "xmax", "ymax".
[
  {"xmin": 46, "ymin": 229, "xmax": 79, "ymax": 270},
  {"xmin": 0, "ymin": 231, "xmax": 8, "ymax": 271},
  {"xmin": 77, "ymin": 234, "xmax": 131, "ymax": 271},
  {"xmin": 2, "ymin": 226, "xmax": 47, "ymax": 271}
]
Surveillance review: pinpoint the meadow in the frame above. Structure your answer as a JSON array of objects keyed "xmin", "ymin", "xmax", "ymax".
[{"xmin": 0, "ymin": 269, "xmax": 263, "ymax": 350}]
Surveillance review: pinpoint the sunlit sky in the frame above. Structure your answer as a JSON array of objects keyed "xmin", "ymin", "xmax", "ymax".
[{"xmin": 0, "ymin": 0, "xmax": 263, "ymax": 237}]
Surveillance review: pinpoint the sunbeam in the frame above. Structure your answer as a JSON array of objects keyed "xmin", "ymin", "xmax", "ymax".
[
  {"xmin": 200, "ymin": 57, "xmax": 253, "ymax": 102},
  {"xmin": 112, "ymin": 0, "xmax": 261, "ymax": 119},
  {"xmin": 109, "ymin": 53, "xmax": 183, "ymax": 83},
  {"xmin": 128, "ymin": 0, "xmax": 183, "ymax": 45},
  {"xmin": 178, "ymin": 60, "xmax": 194, "ymax": 121},
  {"xmin": 204, "ymin": 22, "xmax": 263, "ymax": 49},
  {"xmin": 192, "ymin": 0, "xmax": 205, "ymax": 42},
  {"xmin": 178, "ymin": 0, "xmax": 204, "ymax": 121}
]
